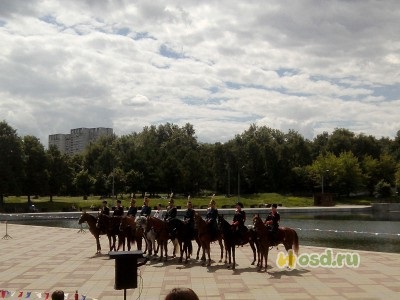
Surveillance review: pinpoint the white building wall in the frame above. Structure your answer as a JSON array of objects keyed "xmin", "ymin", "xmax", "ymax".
[{"xmin": 48, "ymin": 127, "xmax": 113, "ymax": 155}]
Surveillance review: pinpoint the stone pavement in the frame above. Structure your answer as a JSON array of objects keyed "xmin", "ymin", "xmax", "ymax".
[{"xmin": 0, "ymin": 223, "xmax": 399, "ymax": 300}]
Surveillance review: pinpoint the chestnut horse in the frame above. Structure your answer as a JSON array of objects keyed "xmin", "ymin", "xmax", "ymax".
[
  {"xmin": 194, "ymin": 213, "xmax": 224, "ymax": 266},
  {"xmin": 136, "ymin": 216, "xmax": 158, "ymax": 256},
  {"xmin": 217, "ymin": 214, "xmax": 259, "ymax": 269},
  {"xmin": 146, "ymin": 216, "xmax": 170, "ymax": 261},
  {"xmin": 78, "ymin": 212, "xmax": 104, "ymax": 254},
  {"xmin": 252, "ymin": 214, "xmax": 299, "ymax": 272},
  {"xmin": 118, "ymin": 216, "xmax": 144, "ymax": 251}
]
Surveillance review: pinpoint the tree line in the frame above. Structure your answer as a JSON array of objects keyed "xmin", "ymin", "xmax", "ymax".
[{"xmin": 1, "ymin": 120, "xmax": 400, "ymax": 205}]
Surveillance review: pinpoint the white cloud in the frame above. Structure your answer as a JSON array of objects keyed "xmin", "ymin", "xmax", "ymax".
[{"xmin": 0, "ymin": 0, "xmax": 400, "ymax": 146}]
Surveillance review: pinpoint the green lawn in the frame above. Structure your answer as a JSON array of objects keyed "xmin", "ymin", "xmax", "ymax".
[{"xmin": 0, "ymin": 193, "xmax": 384, "ymax": 213}]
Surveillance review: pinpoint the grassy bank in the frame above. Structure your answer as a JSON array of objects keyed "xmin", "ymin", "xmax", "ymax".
[{"xmin": 0, "ymin": 193, "xmax": 384, "ymax": 213}]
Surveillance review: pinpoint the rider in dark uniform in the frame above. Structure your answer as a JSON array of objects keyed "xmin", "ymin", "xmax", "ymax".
[
  {"xmin": 127, "ymin": 198, "xmax": 137, "ymax": 218},
  {"xmin": 205, "ymin": 198, "xmax": 218, "ymax": 239},
  {"xmin": 164, "ymin": 198, "xmax": 179, "ymax": 239},
  {"xmin": 113, "ymin": 200, "xmax": 124, "ymax": 216},
  {"xmin": 264, "ymin": 203, "xmax": 280, "ymax": 243},
  {"xmin": 231, "ymin": 202, "xmax": 247, "ymax": 244},
  {"xmin": 100, "ymin": 200, "xmax": 110, "ymax": 215},
  {"xmin": 183, "ymin": 200, "xmax": 196, "ymax": 239},
  {"xmin": 140, "ymin": 197, "xmax": 152, "ymax": 217}
]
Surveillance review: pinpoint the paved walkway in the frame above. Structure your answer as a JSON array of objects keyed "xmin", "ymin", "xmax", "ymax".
[{"xmin": 0, "ymin": 223, "xmax": 399, "ymax": 300}]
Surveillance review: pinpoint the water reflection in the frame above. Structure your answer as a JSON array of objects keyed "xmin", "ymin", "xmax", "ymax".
[{"xmin": 7, "ymin": 214, "xmax": 400, "ymax": 253}]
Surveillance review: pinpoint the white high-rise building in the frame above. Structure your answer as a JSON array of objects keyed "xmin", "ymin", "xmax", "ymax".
[{"xmin": 49, "ymin": 127, "xmax": 113, "ymax": 155}]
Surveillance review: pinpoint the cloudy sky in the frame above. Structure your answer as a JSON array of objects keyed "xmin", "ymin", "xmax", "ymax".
[{"xmin": 1, "ymin": 0, "xmax": 400, "ymax": 146}]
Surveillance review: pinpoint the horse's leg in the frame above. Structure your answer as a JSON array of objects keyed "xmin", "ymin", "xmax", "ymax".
[
  {"xmin": 232, "ymin": 245, "xmax": 236, "ymax": 270},
  {"xmin": 95, "ymin": 235, "xmax": 101, "ymax": 254},
  {"xmin": 200, "ymin": 242, "xmax": 206, "ymax": 264},
  {"xmin": 178, "ymin": 240, "xmax": 184, "ymax": 263},
  {"xmin": 249, "ymin": 240, "xmax": 256, "ymax": 265},
  {"xmin": 107, "ymin": 235, "xmax": 112, "ymax": 251},
  {"xmin": 206, "ymin": 244, "xmax": 212, "ymax": 266},
  {"xmin": 218, "ymin": 238, "xmax": 224, "ymax": 262},
  {"xmin": 195, "ymin": 238, "xmax": 201, "ymax": 260},
  {"xmin": 164, "ymin": 240, "xmax": 168, "ymax": 261},
  {"xmin": 145, "ymin": 233, "xmax": 151, "ymax": 256}
]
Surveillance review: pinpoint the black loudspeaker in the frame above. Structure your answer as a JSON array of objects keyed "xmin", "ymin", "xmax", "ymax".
[{"xmin": 109, "ymin": 251, "xmax": 146, "ymax": 290}]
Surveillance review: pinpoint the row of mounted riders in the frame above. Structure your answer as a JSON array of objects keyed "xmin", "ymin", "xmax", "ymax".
[{"xmin": 78, "ymin": 209, "xmax": 299, "ymax": 271}]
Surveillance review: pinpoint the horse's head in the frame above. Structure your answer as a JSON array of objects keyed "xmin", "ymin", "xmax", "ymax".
[
  {"xmin": 217, "ymin": 214, "xmax": 225, "ymax": 224},
  {"xmin": 78, "ymin": 212, "xmax": 86, "ymax": 224},
  {"xmin": 194, "ymin": 213, "xmax": 203, "ymax": 223},
  {"xmin": 252, "ymin": 214, "xmax": 264, "ymax": 228},
  {"xmin": 136, "ymin": 216, "xmax": 147, "ymax": 229}
]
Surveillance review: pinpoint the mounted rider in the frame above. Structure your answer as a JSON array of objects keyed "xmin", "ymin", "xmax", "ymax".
[
  {"xmin": 140, "ymin": 197, "xmax": 152, "ymax": 217},
  {"xmin": 100, "ymin": 200, "xmax": 110, "ymax": 216},
  {"xmin": 264, "ymin": 203, "xmax": 280, "ymax": 243},
  {"xmin": 231, "ymin": 201, "xmax": 248, "ymax": 244},
  {"xmin": 183, "ymin": 200, "xmax": 196, "ymax": 239},
  {"xmin": 112, "ymin": 199, "xmax": 124, "ymax": 216},
  {"xmin": 164, "ymin": 197, "xmax": 179, "ymax": 239},
  {"xmin": 127, "ymin": 198, "xmax": 137, "ymax": 218},
  {"xmin": 205, "ymin": 196, "xmax": 218, "ymax": 239}
]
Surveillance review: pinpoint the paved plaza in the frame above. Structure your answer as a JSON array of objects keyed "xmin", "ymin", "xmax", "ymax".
[{"xmin": 0, "ymin": 223, "xmax": 399, "ymax": 299}]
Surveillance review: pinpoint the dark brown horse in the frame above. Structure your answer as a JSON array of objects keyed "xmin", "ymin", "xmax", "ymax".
[
  {"xmin": 194, "ymin": 213, "xmax": 224, "ymax": 266},
  {"xmin": 252, "ymin": 214, "xmax": 299, "ymax": 272},
  {"xmin": 217, "ymin": 214, "xmax": 259, "ymax": 269},
  {"xmin": 78, "ymin": 212, "xmax": 104, "ymax": 254},
  {"xmin": 118, "ymin": 216, "xmax": 144, "ymax": 251},
  {"xmin": 171, "ymin": 219, "xmax": 202, "ymax": 264},
  {"xmin": 96, "ymin": 214, "xmax": 124, "ymax": 251}
]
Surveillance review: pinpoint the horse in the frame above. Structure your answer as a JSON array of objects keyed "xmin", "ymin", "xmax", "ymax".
[
  {"xmin": 217, "ymin": 214, "xmax": 259, "ymax": 269},
  {"xmin": 118, "ymin": 216, "xmax": 144, "ymax": 251},
  {"xmin": 170, "ymin": 218, "xmax": 202, "ymax": 264},
  {"xmin": 194, "ymin": 213, "xmax": 224, "ymax": 266},
  {"xmin": 146, "ymin": 216, "xmax": 170, "ymax": 261},
  {"xmin": 78, "ymin": 212, "xmax": 104, "ymax": 254},
  {"xmin": 136, "ymin": 216, "xmax": 158, "ymax": 256},
  {"xmin": 96, "ymin": 214, "xmax": 124, "ymax": 251},
  {"xmin": 252, "ymin": 214, "xmax": 299, "ymax": 272}
]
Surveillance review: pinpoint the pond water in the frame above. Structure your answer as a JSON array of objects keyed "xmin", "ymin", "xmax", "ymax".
[{"xmin": 6, "ymin": 214, "xmax": 400, "ymax": 254}]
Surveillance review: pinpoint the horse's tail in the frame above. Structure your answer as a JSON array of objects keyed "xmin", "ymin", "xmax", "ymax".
[{"xmin": 292, "ymin": 229, "xmax": 299, "ymax": 255}]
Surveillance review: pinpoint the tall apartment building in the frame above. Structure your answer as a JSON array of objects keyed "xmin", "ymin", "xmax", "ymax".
[{"xmin": 49, "ymin": 127, "xmax": 113, "ymax": 155}]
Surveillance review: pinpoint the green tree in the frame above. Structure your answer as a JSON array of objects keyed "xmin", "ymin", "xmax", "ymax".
[
  {"xmin": 22, "ymin": 135, "xmax": 49, "ymax": 204},
  {"xmin": 46, "ymin": 145, "xmax": 73, "ymax": 201},
  {"xmin": 73, "ymin": 169, "xmax": 95, "ymax": 199},
  {"xmin": 0, "ymin": 121, "xmax": 24, "ymax": 204}
]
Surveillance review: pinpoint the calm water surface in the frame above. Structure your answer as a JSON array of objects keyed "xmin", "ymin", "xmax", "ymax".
[{"xmin": 7, "ymin": 214, "xmax": 400, "ymax": 253}]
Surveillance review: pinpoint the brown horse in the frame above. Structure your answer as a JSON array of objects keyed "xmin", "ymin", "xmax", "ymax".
[
  {"xmin": 78, "ymin": 212, "xmax": 104, "ymax": 254},
  {"xmin": 118, "ymin": 216, "xmax": 144, "ymax": 251},
  {"xmin": 96, "ymin": 214, "xmax": 124, "ymax": 251},
  {"xmin": 146, "ymin": 216, "xmax": 170, "ymax": 261},
  {"xmin": 217, "ymin": 214, "xmax": 259, "ymax": 269},
  {"xmin": 194, "ymin": 213, "xmax": 224, "ymax": 266},
  {"xmin": 252, "ymin": 214, "xmax": 299, "ymax": 272}
]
